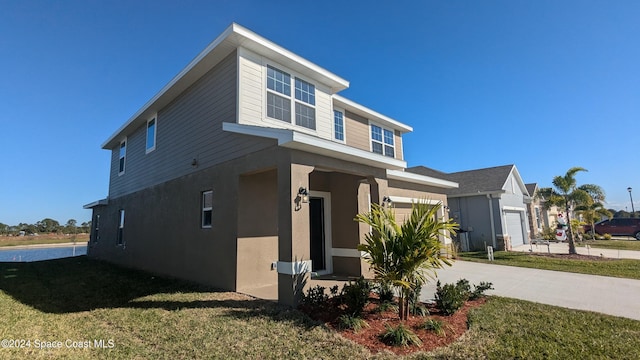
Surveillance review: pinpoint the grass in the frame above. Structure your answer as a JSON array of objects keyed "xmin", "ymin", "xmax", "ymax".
[
  {"xmin": 457, "ymin": 251, "xmax": 640, "ymax": 280},
  {"xmin": 1, "ymin": 257, "xmax": 640, "ymax": 359},
  {"xmin": 0, "ymin": 234, "xmax": 89, "ymax": 247},
  {"xmin": 580, "ymin": 239, "xmax": 640, "ymax": 251}
]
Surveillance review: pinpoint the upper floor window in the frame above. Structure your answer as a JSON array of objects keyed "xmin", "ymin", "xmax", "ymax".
[
  {"xmin": 370, "ymin": 124, "xmax": 394, "ymax": 157},
  {"xmin": 333, "ymin": 110, "xmax": 344, "ymax": 142},
  {"xmin": 266, "ymin": 65, "xmax": 316, "ymax": 130},
  {"xmin": 201, "ymin": 190, "xmax": 213, "ymax": 228},
  {"xmin": 118, "ymin": 139, "xmax": 127, "ymax": 175},
  {"xmin": 146, "ymin": 116, "xmax": 156, "ymax": 153}
]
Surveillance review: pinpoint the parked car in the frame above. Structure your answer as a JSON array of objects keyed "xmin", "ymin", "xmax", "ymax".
[{"xmin": 583, "ymin": 218, "xmax": 640, "ymax": 240}]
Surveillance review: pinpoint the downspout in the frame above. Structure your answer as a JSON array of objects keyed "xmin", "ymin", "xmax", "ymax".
[{"xmin": 487, "ymin": 194, "xmax": 497, "ymax": 248}]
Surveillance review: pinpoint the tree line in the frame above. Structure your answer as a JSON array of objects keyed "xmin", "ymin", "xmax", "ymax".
[{"xmin": 0, "ymin": 218, "xmax": 91, "ymax": 236}]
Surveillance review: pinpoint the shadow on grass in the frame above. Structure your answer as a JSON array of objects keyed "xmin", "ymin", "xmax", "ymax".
[{"xmin": 0, "ymin": 256, "xmax": 319, "ymax": 329}]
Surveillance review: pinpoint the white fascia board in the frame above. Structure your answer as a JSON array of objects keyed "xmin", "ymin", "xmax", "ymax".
[
  {"xmin": 503, "ymin": 206, "xmax": 526, "ymax": 212},
  {"xmin": 333, "ymin": 95, "xmax": 413, "ymax": 133},
  {"xmin": 276, "ymin": 260, "xmax": 312, "ymax": 275},
  {"xmin": 386, "ymin": 169, "xmax": 458, "ymax": 189},
  {"xmin": 102, "ymin": 23, "xmax": 349, "ymax": 149},
  {"xmin": 387, "ymin": 196, "xmax": 441, "ymax": 205},
  {"xmin": 222, "ymin": 123, "xmax": 407, "ymax": 170},
  {"xmin": 83, "ymin": 198, "xmax": 108, "ymax": 209}
]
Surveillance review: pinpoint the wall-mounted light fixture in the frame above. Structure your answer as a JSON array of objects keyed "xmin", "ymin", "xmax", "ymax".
[
  {"xmin": 382, "ymin": 196, "xmax": 392, "ymax": 206},
  {"xmin": 191, "ymin": 158, "xmax": 198, "ymax": 167},
  {"xmin": 298, "ymin": 187, "xmax": 309, "ymax": 203},
  {"xmin": 444, "ymin": 205, "xmax": 450, "ymax": 212}
]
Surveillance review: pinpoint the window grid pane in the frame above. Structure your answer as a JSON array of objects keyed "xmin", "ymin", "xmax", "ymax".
[
  {"xmin": 383, "ymin": 129, "xmax": 394, "ymax": 145},
  {"xmin": 334, "ymin": 110, "xmax": 344, "ymax": 141},
  {"xmin": 202, "ymin": 191, "xmax": 213, "ymax": 228},
  {"xmin": 384, "ymin": 145, "xmax": 395, "ymax": 158},
  {"xmin": 372, "ymin": 142, "xmax": 383, "ymax": 154},
  {"xmin": 295, "ymin": 103, "xmax": 316, "ymax": 129},
  {"xmin": 267, "ymin": 66, "xmax": 291, "ymax": 96},
  {"xmin": 295, "ymin": 78, "xmax": 315, "ymax": 105},
  {"xmin": 371, "ymin": 125, "xmax": 382, "ymax": 141},
  {"xmin": 267, "ymin": 93, "xmax": 291, "ymax": 122}
]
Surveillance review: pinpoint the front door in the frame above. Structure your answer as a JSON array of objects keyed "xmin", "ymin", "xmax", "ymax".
[{"xmin": 309, "ymin": 197, "xmax": 326, "ymax": 272}]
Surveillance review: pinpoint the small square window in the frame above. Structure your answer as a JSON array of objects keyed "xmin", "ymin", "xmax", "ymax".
[
  {"xmin": 370, "ymin": 124, "xmax": 395, "ymax": 158},
  {"xmin": 202, "ymin": 191, "xmax": 213, "ymax": 228},
  {"xmin": 333, "ymin": 110, "xmax": 344, "ymax": 141}
]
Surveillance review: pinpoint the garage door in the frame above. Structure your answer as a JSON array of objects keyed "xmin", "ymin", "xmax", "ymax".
[{"xmin": 505, "ymin": 212, "xmax": 525, "ymax": 247}]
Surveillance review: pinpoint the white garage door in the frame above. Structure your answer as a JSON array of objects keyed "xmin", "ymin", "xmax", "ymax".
[{"xmin": 505, "ymin": 212, "xmax": 525, "ymax": 247}]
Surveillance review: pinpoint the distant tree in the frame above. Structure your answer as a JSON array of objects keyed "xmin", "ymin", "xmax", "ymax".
[
  {"xmin": 0, "ymin": 223, "xmax": 7, "ymax": 235},
  {"xmin": 36, "ymin": 218, "xmax": 61, "ymax": 234},
  {"xmin": 538, "ymin": 167, "xmax": 605, "ymax": 255},
  {"xmin": 576, "ymin": 202, "xmax": 612, "ymax": 238},
  {"xmin": 80, "ymin": 221, "xmax": 91, "ymax": 233},
  {"xmin": 19, "ymin": 223, "xmax": 38, "ymax": 235},
  {"xmin": 614, "ymin": 210, "xmax": 631, "ymax": 218},
  {"xmin": 65, "ymin": 219, "xmax": 77, "ymax": 234}
]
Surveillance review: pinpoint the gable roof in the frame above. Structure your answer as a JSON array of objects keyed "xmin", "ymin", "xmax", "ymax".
[
  {"xmin": 408, "ymin": 164, "xmax": 530, "ymax": 197},
  {"xmin": 102, "ymin": 23, "xmax": 350, "ymax": 149},
  {"xmin": 525, "ymin": 183, "xmax": 538, "ymax": 196}
]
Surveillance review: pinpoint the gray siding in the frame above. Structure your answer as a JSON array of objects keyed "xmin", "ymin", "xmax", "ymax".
[{"xmin": 109, "ymin": 50, "xmax": 274, "ymax": 198}]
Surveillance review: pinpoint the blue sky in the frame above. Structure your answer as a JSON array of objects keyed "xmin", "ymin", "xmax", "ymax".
[{"xmin": 1, "ymin": 0, "xmax": 638, "ymax": 225}]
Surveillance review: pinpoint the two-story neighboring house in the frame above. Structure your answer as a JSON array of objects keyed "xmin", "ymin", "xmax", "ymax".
[{"xmin": 84, "ymin": 23, "xmax": 458, "ymax": 306}]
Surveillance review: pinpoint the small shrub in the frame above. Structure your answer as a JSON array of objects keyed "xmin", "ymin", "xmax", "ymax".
[
  {"xmin": 423, "ymin": 318, "xmax": 446, "ymax": 337},
  {"xmin": 300, "ymin": 285, "xmax": 329, "ymax": 308},
  {"xmin": 603, "ymin": 233, "xmax": 612, "ymax": 240},
  {"xmin": 470, "ymin": 281, "xmax": 494, "ymax": 300},
  {"xmin": 376, "ymin": 281, "xmax": 394, "ymax": 303},
  {"xmin": 338, "ymin": 314, "xmax": 369, "ymax": 333},
  {"xmin": 341, "ymin": 277, "xmax": 371, "ymax": 316},
  {"xmin": 329, "ymin": 285, "xmax": 340, "ymax": 296},
  {"xmin": 435, "ymin": 280, "xmax": 467, "ymax": 315},
  {"xmin": 408, "ymin": 281, "xmax": 429, "ymax": 317},
  {"xmin": 583, "ymin": 232, "xmax": 594, "ymax": 240},
  {"xmin": 380, "ymin": 323, "xmax": 422, "ymax": 347},
  {"xmin": 541, "ymin": 226, "xmax": 556, "ymax": 240}
]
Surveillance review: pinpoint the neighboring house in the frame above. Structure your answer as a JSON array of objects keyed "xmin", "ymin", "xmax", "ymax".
[
  {"xmin": 525, "ymin": 183, "xmax": 562, "ymax": 238},
  {"xmin": 84, "ymin": 23, "xmax": 458, "ymax": 306},
  {"xmin": 408, "ymin": 165, "xmax": 531, "ymax": 251}
]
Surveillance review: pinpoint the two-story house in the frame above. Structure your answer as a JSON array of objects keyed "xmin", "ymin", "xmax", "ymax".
[{"xmin": 84, "ymin": 23, "xmax": 458, "ymax": 306}]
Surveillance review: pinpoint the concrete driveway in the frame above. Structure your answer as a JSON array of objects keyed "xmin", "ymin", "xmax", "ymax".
[{"xmin": 420, "ymin": 261, "xmax": 640, "ymax": 321}]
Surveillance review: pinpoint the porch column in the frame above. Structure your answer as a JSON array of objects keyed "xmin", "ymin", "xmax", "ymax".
[{"xmin": 277, "ymin": 162, "xmax": 314, "ymax": 306}]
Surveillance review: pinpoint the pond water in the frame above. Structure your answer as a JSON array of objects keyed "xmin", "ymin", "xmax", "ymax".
[{"xmin": 0, "ymin": 245, "xmax": 88, "ymax": 262}]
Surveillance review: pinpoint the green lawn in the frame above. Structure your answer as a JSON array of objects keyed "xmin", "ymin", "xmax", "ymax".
[
  {"xmin": 580, "ymin": 239, "xmax": 640, "ymax": 251},
  {"xmin": 1, "ymin": 257, "xmax": 639, "ymax": 359},
  {"xmin": 457, "ymin": 251, "xmax": 640, "ymax": 280}
]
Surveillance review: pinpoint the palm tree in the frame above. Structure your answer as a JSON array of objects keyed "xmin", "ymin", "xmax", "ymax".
[
  {"xmin": 355, "ymin": 201, "xmax": 458, "ymax": 321},
  {"xmin": 538, "ymin": 167, "xmax": 606, "ymax": 254},
  {"xmin": 575, "ymin": 202, "xmax": 612, "ymax": 238}
]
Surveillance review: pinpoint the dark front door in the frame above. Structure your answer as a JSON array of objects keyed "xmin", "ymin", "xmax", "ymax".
[{"xmin": 309, "ymin": 197, "xmax": 325, "ymax": 272}]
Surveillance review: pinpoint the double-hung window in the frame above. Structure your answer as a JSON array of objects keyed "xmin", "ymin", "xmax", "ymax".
[
  {"xmin": 333, "ymin": 109, "xmax": 345, "ymax": 142},
  {"xmin": 118, "ymin": 139, "xmax": 126, "ymax": 175},
  {"xmin": 370, "ymin": 124, "xmax": 395, "ymax": 157},
  {"xmin": 266, "ymin": 65, "xmax": 316, "ymax": 130},
  {"xmin": 146, "ymin": 116, "xmax": 156, "ymax": 153},
  {"xmin": 201, "ymin": 190, "xmax": 213, "ymax": 228}
]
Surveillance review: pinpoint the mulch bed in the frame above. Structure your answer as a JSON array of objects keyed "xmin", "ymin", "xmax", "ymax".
[{"xmin": 300, "ymin": 295, "xmax": 487, "ymax": 355}]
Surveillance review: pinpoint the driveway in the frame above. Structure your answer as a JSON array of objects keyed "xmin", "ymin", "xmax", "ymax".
[{"xmin": 420, "ymin": 261, "xmax": 640, "ymax": 321}]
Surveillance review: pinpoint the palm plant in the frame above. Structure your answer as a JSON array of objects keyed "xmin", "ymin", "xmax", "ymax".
[
  {"xmin": 575, "ymin": 201, "xmax": 612, "ymax": 238},
  {"xmin": 355, "ymin": 200, "xmax": 458, "ymax": 321},
  {"xmin": 538, "ymin": 167, "xmax": 606, "ymax": 254}
]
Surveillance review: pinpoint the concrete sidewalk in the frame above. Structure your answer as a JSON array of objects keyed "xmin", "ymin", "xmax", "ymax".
[
  {"xmin": 512, "ymin": 242, "xmax": 640, "ymax": 260},
  {"xmin": 420, "ymin": 261, "xmax": 640, "ymax": 320}
]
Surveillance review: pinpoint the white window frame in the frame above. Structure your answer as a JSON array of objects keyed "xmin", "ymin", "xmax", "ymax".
[
  {"xmin": 118, "ymin": 138, "xmax": 127, "ymax": 175},
  {"xmin": 332, "ymin": 107, "xmax": 346, "ymax": 143},
  {"xmin": 369, "ymin": 122, "xmax": 395, "ymax": 158},
  {"xmin": 201, "ymin": 190, "xmax": 213, "ymax": 229},
  {"xmin": 146, "ymin": 115, "xmax": 157, "ymax": 154},
  {"xmin": 265, "ymin": 63, "xmax": 317, "ymax": 131},
  {"xmin": 117, "ymin": 209, "xmax": 125, "ymax": 246}
]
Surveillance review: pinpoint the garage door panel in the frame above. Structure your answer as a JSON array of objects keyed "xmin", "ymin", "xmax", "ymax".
[{"xmin": 505, "ymin": 212, "xmax": 525, "ymax": 246}]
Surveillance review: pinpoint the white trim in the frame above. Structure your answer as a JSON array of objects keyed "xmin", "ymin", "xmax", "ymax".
[
  {"xmin": 264, "ymin": 62, "xmax": 318, "ymax": 131},
  {"xmin": 309, "ymin": 191, "xmax": 332, "ymax": 276},
  {"xmin": 503, "ymin": 206, "xmax": 526, "ymax": 212},
  {"xmin": 386, "ymin": 169, "xmax": 459, "ymax": 189},
  {"xmin": 331, "ymin": 248, "xmax": 364, "ymax": 258},
  {"xmin": 387, "ymin": 196, "xmax": 441, "ymax": 205},
  {"xmin": 222, "ymin": 123, "xmax": 407, "ymax": 170},
  {"xmin": 333, "ymin": 94, "xmax": 412, "ymax": 132},
  {"xmin": 276, "ymin": 260, "xmax": 312, "ymax": 275},
  {"xmin": 83, "ymin": 198, "xmax": 108, "ymax": 209},
  {"xmin": 145, "ymin": 115, "xmax": 157, "ymax": 154}
]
